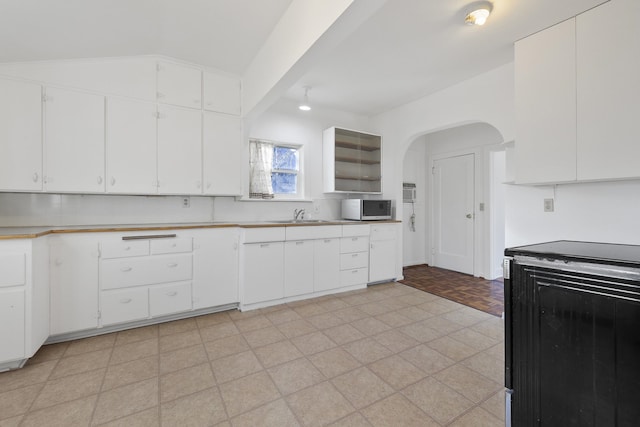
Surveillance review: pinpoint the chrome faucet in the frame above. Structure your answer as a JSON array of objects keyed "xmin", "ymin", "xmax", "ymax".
[{"xmin": 294, "ymin": 208, "xmax": 305, "ymax": 221}]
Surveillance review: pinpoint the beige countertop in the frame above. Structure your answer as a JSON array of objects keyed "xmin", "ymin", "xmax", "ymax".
[{"xmin": 0, "ymin": 220, "xmax": 401, "ymax": 240}]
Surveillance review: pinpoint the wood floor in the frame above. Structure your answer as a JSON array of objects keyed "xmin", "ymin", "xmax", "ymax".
[{"xmin": 400, "ymin": 265, "xmax": 504, "ymax": 317}]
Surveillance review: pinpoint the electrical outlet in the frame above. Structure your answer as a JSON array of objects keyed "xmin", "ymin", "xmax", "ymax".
[
  {"xmin": 182, "ymin": 197, "xmax": 190, "ymax": 208},
  {"xmin": 544, "ymin": 198, "xmax": 554, "ymax": 212}
]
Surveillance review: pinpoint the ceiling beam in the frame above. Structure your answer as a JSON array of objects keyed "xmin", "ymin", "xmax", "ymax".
[{"xmin": 241, "ymin": 0, "xmax": 387, "ymax": 120}]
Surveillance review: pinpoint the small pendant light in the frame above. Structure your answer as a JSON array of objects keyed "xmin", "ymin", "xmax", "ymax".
[{"xmin": 299, "ymin": 86, "xmax": 311, "ymax": 111}]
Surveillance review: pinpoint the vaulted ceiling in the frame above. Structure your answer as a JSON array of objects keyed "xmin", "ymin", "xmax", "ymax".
[{"xmin": 0, "ymin": 0, "xmax": 608, "ymax": 116}]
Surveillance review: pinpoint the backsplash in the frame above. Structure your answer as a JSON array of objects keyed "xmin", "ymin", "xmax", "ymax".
[{"xmin": 0, "ymin": 193, "xmax": 215, "ymax": 226}]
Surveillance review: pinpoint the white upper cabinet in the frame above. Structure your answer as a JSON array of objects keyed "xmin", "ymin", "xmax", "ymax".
[
  {"xmin": 157, "ymin": 104, "xmax": 202, "ymax": 194},
  {"xmin": 44, "ymin": 87, "xmax": 105, "ymax": 193},
  {"xmin": 576, "ymin": 0, "xmax": 640, "ymax": 181},
  {"xmin": 203, "ymin": 71, "xmax": 241, "ymax": 115},
  {"xmin": 106, "ymin": 98, "xmax": 158, "ymax": 194},
  {"xmin": 157, "ymin": 61, "xmax": 202, "ymax": 109},
  {"xmin": 0, "ymin": 78, "xmax": 43, "ymax": 191},
  {"xmin": 515, "ymin": 18, "xmax": 577, "ymax": 184},
  {"xmin": 203, "ymin": 112, "xmax": 242, "ymax": 195}
]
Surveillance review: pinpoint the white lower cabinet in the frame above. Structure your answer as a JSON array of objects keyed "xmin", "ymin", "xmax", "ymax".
[
  {"xmin": 0, "ymin": 289, "xmax": 25, "ymax": 364},
  {"xmin": 101, "ymin": 287, "xmax": 149, "ymax": 326},
  {"xmin": 98, "ymin": 234, "xmax": 194, "ymax": 327},
  {"xmin": 149, "ymin": 281, "xmax": 192, "ymax": 317},
  {"xmin": 49, "ymin": 235, "xmax": 100, "ymax": 335},
  {"xmin": 242, "ymin": 242, "xmax": 285, "ymax": 305},
  {"xmin": 285, "ymin": 240, "xmax": 314, "ymax": 297},
  {"xmin": 369, "ymin": 224, "xmax": 399, "ymax": 283},
  {"xmin": 340, "ymin": 226, "xmax": 370, "ymax": 289},
  {"xmin": 187, "ymin": 228, "xmax": 239, "ymax": 310},
  {"xmin": 0, "ymin": 239, "xmax": 48, "ymax": 371},
  {"xmin": 314, "ymin": 238, "xmax": 341, "ymax": 292}
]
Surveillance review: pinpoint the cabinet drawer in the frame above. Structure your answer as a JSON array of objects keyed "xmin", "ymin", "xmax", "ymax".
[
  {"xmin": 101, "ymin": 254, "xmax": 192, "ymax": 289},
  {"xmin": 370, "ymin": 225, "xmax": 397, "ymax": 241},
  {"xmin": 150, "ymin": 281, "xmax": 192, "ymax": 317},
  {"xmin": 340, "ymin": 252, "xmax": 368, "ymax": 270},
  {"xmin": 101, "ymin": 240, "xmax": 149, "ymax": 259},
  {"xmin": 340, "ymin": 268, "xmax": 368, "ymax": 287},
  {"xmin": 0, "ymin": 253, "xmax": 25, "ymax": 287},
  {"xmin": 150, "ymin": 237, "xmax": 192, "ymax": 255},
  {"xmin": 340, "ymin": 236, "xmax": 369, "ymax": 253},
  {"xmin": 243, "ymin": 227, "xmax": 285, "ymax": 243},
  {"xmin": 342, "ymin": 224, "xmax": 370, "ymax": 237},
  {"xmin": 101, "ymin": 287, "xmax": 149, "ymax": 326}
]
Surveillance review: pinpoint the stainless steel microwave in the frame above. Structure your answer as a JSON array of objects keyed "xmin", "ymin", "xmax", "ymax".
[{"xmin": 342, "ymin": 199, "xmax": 392, "ymax": 221}]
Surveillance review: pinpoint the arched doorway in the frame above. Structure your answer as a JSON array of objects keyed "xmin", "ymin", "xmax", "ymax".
[{"xmin": 401, "ymin": 122, "xmax": 506, "ymax": 279}]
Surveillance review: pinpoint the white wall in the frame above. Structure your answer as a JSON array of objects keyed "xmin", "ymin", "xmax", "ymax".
[
  {"xmin": 401, "ymin": 143, "xmax": 426, "ymax": 266},
  {"xmin": 371, "ymin": 63, "xmax": 514, "ymax": 279},
  {"xmin": 506, "ymin": 179, "xmax": 640, "ymax": 247},
  {"xmin": 208, "ymin": 98, "xmax": 372, "ymax": 222}
]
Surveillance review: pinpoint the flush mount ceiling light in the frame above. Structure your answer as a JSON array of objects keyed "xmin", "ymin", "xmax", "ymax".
[
  {"xmin": 298, "ymin": 86, "xmax": 311, "ymax": 111},
  {"xmin": 465, "ymin": 2, "xmax": 492, "ymax": 26}
]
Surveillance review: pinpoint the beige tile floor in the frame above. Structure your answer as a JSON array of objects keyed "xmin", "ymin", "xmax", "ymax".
[{"xmin": 0, "ymin": 282, "xmax": 506, "ymax": 426}]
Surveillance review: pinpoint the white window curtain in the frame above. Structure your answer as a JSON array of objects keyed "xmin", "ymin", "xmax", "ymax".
[{"xmin": 249, "ymin": 140, "xmax": 274, "ymax": 199}]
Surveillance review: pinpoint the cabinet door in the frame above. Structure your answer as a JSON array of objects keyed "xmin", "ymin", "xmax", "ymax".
[
  {"xmin": 189, "ymin": 228, "xmax": 239, "ymax": 309},
  {"xmin": 515, "ymin": 19, "xmax": 577, "ymax": 184},
  {"xmin": 44, "ymin": 87, "xmax": 105, "ymax": 192},
  {"xmin": 49, "ymin": 236, "xmax": 99, "ymax": 335},
  {"xmin": 203, "ymin": 112, "xmax": 242, "ymax": 195},
  {"xmin": 242, "ymin": 242, "xmax": 284, "ymax": 305},
  {"xmin": 157, "ymin": 105, "xmax": 202, "ymax": 194},
  {"xmin": 369, "ymin": 239, "xmax": 396, "ymax": 283},
  {"xmin": 203, "ymin": 71, "xmax": 241, "ymax": 115},
  {"xmin": 0, "ymin": 79, "xmax": 43, "ymax": 191},
  {"xmin": 106, "ymin": 98, "xmax": 158, "ymax": 194},
  {"xmin": 576, "ymin": 0, "xmax": 640, "ymax": 181},
  {"xmin": 0, "ymin": 289, "xmax": 25, "ymax": 363},
  {"xmin": 314, "ymin": 238, "xmax": 340, "ymax": 292},
  {"xmin": 284, "ymin": 240, "xmax": 314, "ymax": 297},
  {"xmin": 157, "ymin": 61, "xmax": 202, "ymax": 109}
]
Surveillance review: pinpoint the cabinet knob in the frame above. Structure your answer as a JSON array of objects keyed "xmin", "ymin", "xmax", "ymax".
[
  {"xmin": 97, "ymin": 176, "xmax": 103, "ymax": 185},
  {"xmin": 32, "ymin": 172, "xmax": 39, "ymax": 183},
  {"xmin": 206, "ymin": 182, "xmax": 212, "ymax": 189},
  {"xmin": 111, "ymin": 177, "xmax": 116, "ymax": 186}
]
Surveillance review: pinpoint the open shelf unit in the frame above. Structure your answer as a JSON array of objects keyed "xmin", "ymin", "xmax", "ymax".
[{"xmin": 323, "ymin": 127, "xmax": 381, "ymax": 193}]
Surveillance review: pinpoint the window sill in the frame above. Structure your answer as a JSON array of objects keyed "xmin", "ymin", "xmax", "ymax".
[{"xmin": 235, "ymin": 197, "xmax": 314, "ymax": 203}]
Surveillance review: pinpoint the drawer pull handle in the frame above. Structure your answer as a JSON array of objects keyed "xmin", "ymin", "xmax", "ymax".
[
  {"xmin": 122, "ymin": 234, "xmax": 176, "ymax": 240},
  {"xmin": 296, "ymin": 241, "xmax": 304, "ymax": 245},
  {"xmin": 120, "ymin": 298, "xmax": 132, "ymax": 304},
  {"xmin": 167, "ymin": 263, "xmax": 178, "ymax": 268},
  {"xmin": 352, "ymin": 237, "xmax": 358, "ymax": 241},
  {"xmin": 324, "ymin": 239, "xmax": 331, "ymax": 243},
  {"xmin": 124, "ymin": 246, "xmax": 131, "ymax": 251},
  {"xmin": 352, "ymin": 270, "xmax": 358, "ymax": 274},
  {"xmin": 121, "ymin": 267, "xmax": 132, "ymax": 272},
  {"xmin": 172, "ymin": 243, "xmax": 177, "ymax": 247},
  {"xmin": 166, "ymin": 291, "xmax": 178, "ymax": 297},
  {"xmin": 260, "ymin": 244, "xmax": 269, "ymax": 248},
  {"xmin": 352, "ymin": 254, "xmax": 358, "ymax": 257}
]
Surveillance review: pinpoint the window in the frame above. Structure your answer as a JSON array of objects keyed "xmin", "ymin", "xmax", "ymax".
[{"xmin": 249, "ymin": 139, "xmax": 302, "ymax": 199}]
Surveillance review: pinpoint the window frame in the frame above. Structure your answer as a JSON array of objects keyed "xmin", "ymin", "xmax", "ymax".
[{"xmin": 247, "ymin": 138, "xmax": 305, "ymax": 201}]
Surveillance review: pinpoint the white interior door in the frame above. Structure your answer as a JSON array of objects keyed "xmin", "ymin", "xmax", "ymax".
[{"xmin": 432, "ymin": 153, "xmax": 474, "ymax": 274}]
